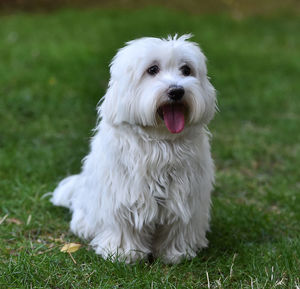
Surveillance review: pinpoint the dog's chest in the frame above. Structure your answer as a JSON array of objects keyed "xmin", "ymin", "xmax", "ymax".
[
  {"xmin": 145, "ymin": 164, "xmax": 192, "ymax": 225},
  {"xmin": 118, "ymin": 136, "xmax": 199, "ymax": 225}
]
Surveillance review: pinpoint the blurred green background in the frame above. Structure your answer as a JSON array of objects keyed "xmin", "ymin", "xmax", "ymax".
[{"xmin": 1, "ymin": 0, "xmax": 300, "ymax": 16}]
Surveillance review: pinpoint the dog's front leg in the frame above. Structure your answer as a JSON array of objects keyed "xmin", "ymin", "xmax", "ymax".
[
  {"xmin": 153, "ymin": 218, "xmax": 208, "ymax": 264},
  {"xmin": 90, "ymin": 218, "xmax": 152, "ymax": 264}
]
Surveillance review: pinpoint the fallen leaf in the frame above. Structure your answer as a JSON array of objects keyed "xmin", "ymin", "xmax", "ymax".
[
  {"xmin": 60, "ymin": 243, "xmax": 81, "ymax": 253},
  {"xmin": 48, "ymin": 77, "xmax": 56, "ymax": 86}
]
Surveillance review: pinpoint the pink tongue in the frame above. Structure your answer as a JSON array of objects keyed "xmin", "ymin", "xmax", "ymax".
[{"xmin": 162, "ymin": 103, "xmax": 185, "ymax": 134}]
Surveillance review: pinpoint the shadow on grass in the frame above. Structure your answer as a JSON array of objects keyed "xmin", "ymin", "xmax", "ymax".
[{"xmin": 202, "ymin": 202, "xmax": 283, "ymax": 260}]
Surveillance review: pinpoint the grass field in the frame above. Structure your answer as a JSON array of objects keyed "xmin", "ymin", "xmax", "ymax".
[{"xmin": 0, "ymin": 7, "xmax": 299, "ymax": 288}]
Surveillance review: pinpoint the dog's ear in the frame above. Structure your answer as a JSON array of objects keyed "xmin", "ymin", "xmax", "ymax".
[
  {"xmin": 99, "ymin": 77, "xmax": 137, "ymax": 125},
  {"xmin": 190, "ymin": 43, "xmax": 217, "ymax": 125},
  {"xmin": 98, "ymin": 43, "xmax": 140, "ymax": 125},
  {"xmin": 201, "ymin": 76, "xmax": 217, "ymax": 124},
  {"xmin": 99, "ymin": 80, "xmax": 120, "ymax": 124}
]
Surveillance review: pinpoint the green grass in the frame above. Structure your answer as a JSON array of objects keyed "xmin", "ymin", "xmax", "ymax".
[{"xmin": 0, "ymin": 7, "xmax": 300, "ymax": 288}]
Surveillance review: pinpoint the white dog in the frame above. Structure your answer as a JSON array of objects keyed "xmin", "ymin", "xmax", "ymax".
[{"xmin": 51, "ymin": 35, "xmax": 216, "ymax": 264}]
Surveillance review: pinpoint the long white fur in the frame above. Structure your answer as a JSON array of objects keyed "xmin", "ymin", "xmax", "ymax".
[{"xmin": 51, "ymin": 35, "xmax": 217, "ymax": 264}]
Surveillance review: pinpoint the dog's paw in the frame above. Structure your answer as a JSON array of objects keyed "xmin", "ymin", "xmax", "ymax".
[
  {"xmin": 160, "ymin": 249, "xmax": 197, "ymax": 264},
  {"xmin": 90, "ymin": 233, "xmax": 150, "ymax": 264},
  {"xmin": 156, "ymin": 243, "xmax": 198, "ymax": 264},
  {"xmin": 95, "ymin": 246, "xmax": 148, "ymax": 264}
]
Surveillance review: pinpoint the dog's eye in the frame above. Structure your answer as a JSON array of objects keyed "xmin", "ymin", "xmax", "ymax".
[
  {"xmin": 147, "ymin": 65, "xmax": 160, "ymax": 76},
  {"xmin": 180, "ymin": 65, "xmax": 191, "ymax": 76}
]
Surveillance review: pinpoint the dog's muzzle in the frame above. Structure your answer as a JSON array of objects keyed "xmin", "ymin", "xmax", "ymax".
[{"xmin": 157, "ymin": 85, "xmax": 187, "ymax": 134}]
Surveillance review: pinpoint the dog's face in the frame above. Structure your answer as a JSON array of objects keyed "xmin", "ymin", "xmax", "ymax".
[{"xmin": 101, "ymin": 35, "xmax": 216, "ymax": 135}]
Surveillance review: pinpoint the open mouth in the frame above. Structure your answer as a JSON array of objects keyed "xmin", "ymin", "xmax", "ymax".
[{"xmin": 157, "ymin": 102, "xmax": 186, "ymax": 134}]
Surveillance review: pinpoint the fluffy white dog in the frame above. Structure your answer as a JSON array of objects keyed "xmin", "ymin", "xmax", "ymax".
[{"xmin": 51, "ymin": 35, "xmax": 216, "ymax": 264}]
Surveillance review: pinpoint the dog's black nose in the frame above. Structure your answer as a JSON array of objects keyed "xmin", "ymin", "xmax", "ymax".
[{"xmin": 167, "ymin": 85, "xmax": 185, "ymax": 101}]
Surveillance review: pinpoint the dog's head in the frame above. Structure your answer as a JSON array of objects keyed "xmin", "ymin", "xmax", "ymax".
[{"xmin": 100, "ymin": 35, "xmax": 216, "ymax": 135}]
